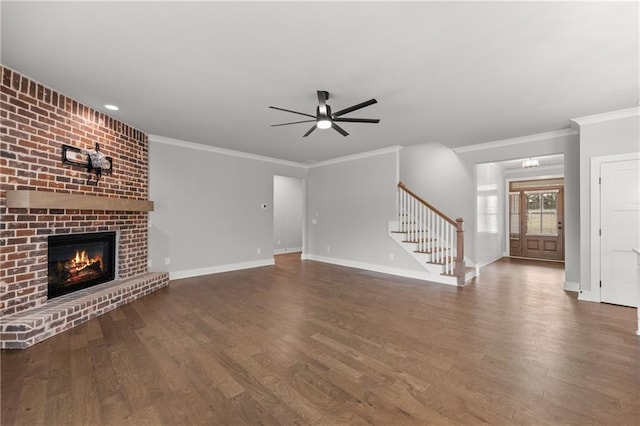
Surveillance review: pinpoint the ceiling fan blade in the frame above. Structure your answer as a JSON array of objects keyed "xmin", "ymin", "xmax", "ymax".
[
  {"xmin": 333, "ymin": 118, "xmax": 380, "ymax": 124},
  {"xmin": 332, "ymin": 98, "xmax": 377, "ymax": 117},
  {"xmin": 269, "ymin": 106, "xmax": 316, "ymax": 119},
  {"xmin": 332, "ymin": 123, "xmax": 349, "ymax": 137},
  {"xmin": 303, "ymin": 125, "xmax": 317, "ymax": 137},
  {"xmin": 270, "ymin": 119, "xmax": 317, "ymax": 127}
]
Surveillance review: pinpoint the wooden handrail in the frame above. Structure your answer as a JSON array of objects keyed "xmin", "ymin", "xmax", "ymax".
[
  {"xmin": 398, "ymin": 182, "xmax": 457, "ymax": 226},
  {"xmin": 397, "ymin": 181, "xmax": 467, "ymax": 285}
]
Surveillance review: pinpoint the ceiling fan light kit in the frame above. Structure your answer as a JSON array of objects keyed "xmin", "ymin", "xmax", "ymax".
[{"xmin": 269, "ymin": 90, "xmax": 380, "ymax": 137}]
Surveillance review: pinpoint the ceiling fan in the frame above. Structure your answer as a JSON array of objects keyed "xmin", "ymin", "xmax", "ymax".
[{"xmin": 269, "ymin": 91, "xmax": 380, "ymax": 137}]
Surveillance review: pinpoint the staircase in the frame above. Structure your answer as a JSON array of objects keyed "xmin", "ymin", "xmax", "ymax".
[{"xmin": 388, "ymin": 182, "xmax": 475, "ymax": 286}]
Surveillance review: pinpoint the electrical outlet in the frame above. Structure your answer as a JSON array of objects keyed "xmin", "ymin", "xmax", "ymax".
[
  {"xmin": 326, "ymin": 245, "xmax": 331, "ymax": 253},
  {"xmin": 257, "ymin": 248, "xmax": 261, "ymax": 255},
  {"xmin": 311, "ymin": 218, "xmax": 318, "ymax": 225},
  {"xmin": 389, "ymin": 253, "xmax": 395, "ymax": 261},
  {"xmin": 277, "ymin": 239, "xmax": 281, "ymax": 245},
  {"xmin": 164, "ymin": 257, "xmax": 170, "ymax": 265}
]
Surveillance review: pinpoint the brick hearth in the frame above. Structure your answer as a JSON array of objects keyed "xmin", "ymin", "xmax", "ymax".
[{"xmin": 1, "ymin": 66, "xmax": 169, "ymax": 348}]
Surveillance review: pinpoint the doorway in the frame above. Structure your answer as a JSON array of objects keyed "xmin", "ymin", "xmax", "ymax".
[
  {"xmin": 509, "ymin": 178, "xmax": 564, "ymax": 261},
  {"xmin": 273, "ymin": 175, "xmax": 304, "ymax": 256}
]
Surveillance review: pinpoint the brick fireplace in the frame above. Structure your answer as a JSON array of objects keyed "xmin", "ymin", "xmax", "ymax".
[{"xmin": 1, "ymin": 66, "xmax": 169, "ymax": 349}]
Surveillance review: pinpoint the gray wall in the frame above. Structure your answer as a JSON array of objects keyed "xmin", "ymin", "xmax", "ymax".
[
  {"xmin": 148, "ymin": 137, "xmax": 305, "ymax": 278},
  {"xmin": 400, "ymin": 131, "xmax": 580, "ymax": 286},
  {"xmin": 306, "ymin": 151, "xmax": 421, "ymax": 272},
  {"xmin": 459, "ymin": 132, "xmax": 580, "ymax": 287},
  {"xmin": 574, "ymin": 109, "xmax": 640, "ymax": 294},
  {"xmin": 273, "ymin": 175, "xmax": 303, "ymax": 253},
  {"xmin": 400, "ymin": 143, "xmax": 475, "ymax": 261}
]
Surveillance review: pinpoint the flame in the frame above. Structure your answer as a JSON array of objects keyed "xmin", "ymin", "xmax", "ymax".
[
  {"xmin": 74, "ymin": 250, "xmax": 90, "ymax": 265},
  {"xmin": 71, "ymin": 250, "xmax": 103, "ymax": 271}
]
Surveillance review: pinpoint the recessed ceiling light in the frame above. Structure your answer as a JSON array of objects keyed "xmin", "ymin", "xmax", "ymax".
[{"xmin": 104, "ymin": 104, "xmax": 119, "ymax": 111}]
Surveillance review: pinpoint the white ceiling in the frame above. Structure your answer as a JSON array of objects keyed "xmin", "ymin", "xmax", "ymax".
[{"xmin": 2, "ymin": 1, "xmax": 638, "ymax": 163}]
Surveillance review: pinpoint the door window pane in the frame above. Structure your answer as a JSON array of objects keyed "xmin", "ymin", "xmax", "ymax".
[{"xmin": 526, "ymin": 192, "xmax": 558, "ymax": 236}]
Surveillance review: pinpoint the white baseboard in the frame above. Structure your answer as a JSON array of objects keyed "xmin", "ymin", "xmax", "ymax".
[
  {"xmin": 578, "ymin": 288, "xmax": 600, "ymax": 303},
  {"xmin": 477, "ymin": 256, "xmax": 503, "ymax": 269},
  {"xmin": 563, "ymin": 281, "xmax": 580, "ymax": 292},
  {"xmin": 273, "ymin": 247, "xmax": 302, "ymax": 255},
  {"xmin": 303, "ymin": 254, "xmax": 457, "ymax": 286},
  {"xmin": 169, "ymin": 259, "xmax": 275, "ymax": 280}
]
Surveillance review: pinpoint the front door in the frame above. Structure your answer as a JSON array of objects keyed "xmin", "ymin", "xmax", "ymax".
[
  {"xmin": 600, "ymin": 159, "xmax": 640, "ymax": 307},
  {"xmin": 522, "ymin": 189, "xmax": 564, "ymax": 260},
  {"xmin": 509, "ymin": 179, "xmax": 564, "ymax": 261}
]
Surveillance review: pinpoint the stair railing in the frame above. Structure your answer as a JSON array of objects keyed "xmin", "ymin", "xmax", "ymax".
[{"xmin": 397, "ymin": 182, "xmax": 465, "ymax": 286}]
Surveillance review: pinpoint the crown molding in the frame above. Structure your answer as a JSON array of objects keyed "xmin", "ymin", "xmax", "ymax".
[
  {"xmin": 570, "ymin": 106, "xmax": 640, "ymax": 128},
  {"xmin": 452, "ymin": 128, "xmax": 578, "ymax": 154},
  {"xmin": 149, "ymin": 134, "xmax": 306, "ymax": 169},
  {"xmin": 307, "ymin": 145, "xmax": 403, "ymax": 168}
]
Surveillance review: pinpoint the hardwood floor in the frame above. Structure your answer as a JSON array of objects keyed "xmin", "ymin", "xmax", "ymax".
[{"xmin": 2, "ymin": 254, "xmax": 639, "ymax": 425}]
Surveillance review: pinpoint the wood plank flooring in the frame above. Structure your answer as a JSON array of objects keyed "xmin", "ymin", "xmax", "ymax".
[{"xmin": 2, "ymin": 255, "xmax": 639, "ymax": 425}]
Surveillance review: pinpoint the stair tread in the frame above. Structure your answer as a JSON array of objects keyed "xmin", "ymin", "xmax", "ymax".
[
  {"xmin": 415, "ymin": 247, "xmax": 450, "ymax": 254},
  {"xmin": 441, "ymin": 267, "xmax": 475, "ymax": 277},
  {"xmin": 427, "ymin": 256, "xmax": 457, "ymax": 264},
  {"xmin": 403, "ymin": 238, "xmax": 436, "ymax": 243}
]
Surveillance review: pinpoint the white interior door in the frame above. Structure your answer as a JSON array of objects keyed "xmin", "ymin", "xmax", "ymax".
[{"xmin": 600, "ymin": 159, "xmax": 640, "ymax": 307}]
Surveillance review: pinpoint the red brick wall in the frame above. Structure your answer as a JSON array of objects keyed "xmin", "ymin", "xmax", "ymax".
[{"xmin": 1, "ymin": 66, "xmax": 150, "ymax": 316}]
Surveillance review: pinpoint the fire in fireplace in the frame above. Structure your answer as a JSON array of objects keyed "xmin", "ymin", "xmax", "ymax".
[{"xmin": 48, "ymin": 232, "xmax": 116, "ymax": 299}]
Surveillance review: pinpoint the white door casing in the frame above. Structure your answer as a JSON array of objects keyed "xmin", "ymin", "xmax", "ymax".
[{"xmin": 599, "ymin": 158, "xmax": 640, "ymax": 307}]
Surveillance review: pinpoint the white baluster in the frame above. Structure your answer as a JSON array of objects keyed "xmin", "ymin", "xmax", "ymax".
[
  {"xmin": 420, "ymin": 204, "xmax": 425, "ymax": 252},
  {"xmin": 413, "ymin": 197, "xmax": 417, "ymax": 243},
  {"xmin": 403, "ymin": 189, "xmax": 407, "ymax": 232}
]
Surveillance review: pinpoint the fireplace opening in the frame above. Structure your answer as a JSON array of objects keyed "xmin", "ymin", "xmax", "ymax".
[{"xmin": 48, "ymin": 232, "xmax": 116, "ymax": 299}]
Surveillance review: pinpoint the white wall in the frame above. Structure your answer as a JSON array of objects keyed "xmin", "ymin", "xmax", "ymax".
[
  {"xmin": 305, "ymin": 149, "xmax": 422, "ymax": 273},
  {"xmin": 475, "ymin": 163, "xmax": 505, "ymax": 267},
  {"xmin": 572, "ymin": 107, "xmax": 640, "ymax": 298},
  {"xmin": 273, "ymin": 175, "xmax": 303, "ymax": 253},
  {"xmin": 148, "ymin": 136, "xmax": 306, "ymax": 279}
]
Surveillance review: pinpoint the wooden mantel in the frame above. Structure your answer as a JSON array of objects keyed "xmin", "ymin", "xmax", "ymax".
[{"xmin": 6, "ymin": 190, "xmax": 154, "ymax": 212}]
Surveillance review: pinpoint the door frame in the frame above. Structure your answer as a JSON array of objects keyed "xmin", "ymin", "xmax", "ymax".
[
  {"xmin": 588, "ymin": 152, "xmax": 640, "ymax": 303},
  {"xmin": 272, "ymin": 175, "xmax": 306, "ymax": 256},
  {"xmin": 504, "ymin": 174, "xmax": 563, "ymax": 260}
]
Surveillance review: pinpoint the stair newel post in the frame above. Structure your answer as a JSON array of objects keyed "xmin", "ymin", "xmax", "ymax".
[{"xmin": 455, "ymin": 218, "xmax": 465, "ymax": 286}]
